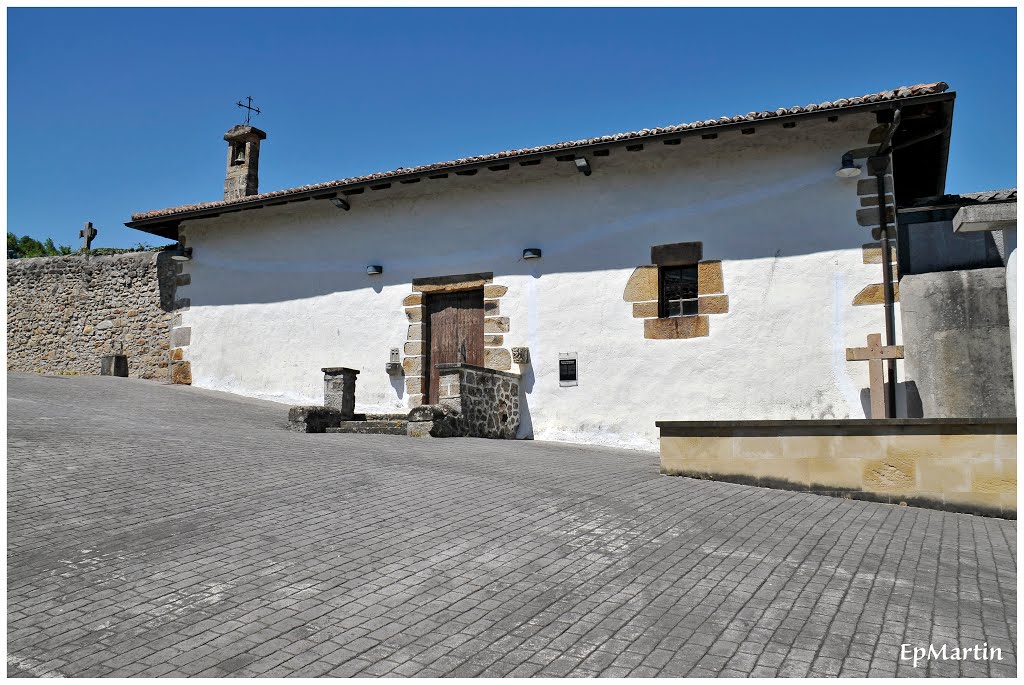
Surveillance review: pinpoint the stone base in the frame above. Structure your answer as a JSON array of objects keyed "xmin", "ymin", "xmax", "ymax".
[
  {"xmin": 288, "ymin": 406, "xmax": 344, "ymax": 433},
  {"xmin": 407, "ymin": 404, "xmax": 461, "ymax": 438},
  {"xmin": 657, "ymin": 418, "xmax": 1017, "ymax": 518},
  {"xmin": 327, "ymin": 420, "xmax": 408, "ymax": 436}
]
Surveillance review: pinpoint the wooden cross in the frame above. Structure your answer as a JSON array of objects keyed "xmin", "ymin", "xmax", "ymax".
[
  {"xmin": 846, "ymin": 333, "xmax": 904, "ymax": 418},
  {"xmin": 235, "ymin": 96, "xmax": 261, "ymax": 125},
  {"xmin": 79, "ymin": 221, "xmax": 97, "ymax": 250}
]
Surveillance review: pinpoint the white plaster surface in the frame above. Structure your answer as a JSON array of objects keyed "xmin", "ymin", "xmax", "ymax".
[{"xmin": 175, "ymin": 113, "xmax": 889, "ymax": 451}]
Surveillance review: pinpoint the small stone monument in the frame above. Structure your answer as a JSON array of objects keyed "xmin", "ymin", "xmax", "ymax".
[{"xmin": 322, "ymin": 367, "xmax": 359, "ymax": 419}]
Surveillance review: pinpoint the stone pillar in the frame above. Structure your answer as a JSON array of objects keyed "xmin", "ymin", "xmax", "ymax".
[
  {"xmin": 322, "ymin": 367, "xmax": 359, "ymax": 419},
  {"xmin": 437, "ymin": 366, "xmax": 463, "ymax": 414}
]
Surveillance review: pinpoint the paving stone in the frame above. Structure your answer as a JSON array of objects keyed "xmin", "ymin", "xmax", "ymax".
[{"xmin": 5, "ymin": 373, "xmax": 1018, "ymax": 678}]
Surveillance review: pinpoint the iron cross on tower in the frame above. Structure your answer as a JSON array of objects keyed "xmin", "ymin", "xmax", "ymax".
[{"xmin": 235, "ymin": 96, "xmax": 261, "ymax": 125}]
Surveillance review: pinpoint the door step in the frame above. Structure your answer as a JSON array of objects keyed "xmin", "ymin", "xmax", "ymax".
[{"xmin": 326, "ymin": 419, "xmax": 408, "ymax": 436}]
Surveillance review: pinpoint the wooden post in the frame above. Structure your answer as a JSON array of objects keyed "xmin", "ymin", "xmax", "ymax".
[{"xmin": 846, "ymin": 333, "xmax": 905, "ymax": 418}]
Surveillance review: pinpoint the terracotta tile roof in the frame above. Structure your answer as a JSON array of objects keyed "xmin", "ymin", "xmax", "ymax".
[
  {"xmin": 902, "ymin": 188, "xmax": 1016, "ymax": 208},
  {"xmin": 130, "ymin": 82, "xmax": 949, "ymax": 222}
]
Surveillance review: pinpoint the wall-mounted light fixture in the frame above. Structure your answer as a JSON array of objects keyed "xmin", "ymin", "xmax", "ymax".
[
  {"xmin": 170, "ymin": 245, "xmax": 193, "ymax": 262},
  {"xmin": 330, "ymin": 197, "xmax": 351, "ymax": 211},
  {"xmin": 835, "ymin": 152, "xmax": 861, "ymax": 178},
  {"xmin": 366, "ymin": 264, "xmax": 383, "ymax": 275},
  {"xmin": 522, "ymin": 248, "xmax": 542, "ymax": 260},
  {"xmin": 574, "ymin": 157, "xmax": 592, "ymax": 177}
]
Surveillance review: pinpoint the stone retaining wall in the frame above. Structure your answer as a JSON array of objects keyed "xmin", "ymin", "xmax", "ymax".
[
  {"xmin": 6, "ymin": 252, "xmax": 178, "ymax": 379},
  {"xmin": 658, "ymin": 418, "xmax": 1016, "ymax": 517},
  {"xmin": 437, "ymin": 363, "xmax": 521, "ymax": 439}
]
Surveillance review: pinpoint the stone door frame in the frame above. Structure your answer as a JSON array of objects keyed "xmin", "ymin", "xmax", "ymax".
[{"xmin": 401, "ymin": 272, "xmax": 512, "ymax": 408}]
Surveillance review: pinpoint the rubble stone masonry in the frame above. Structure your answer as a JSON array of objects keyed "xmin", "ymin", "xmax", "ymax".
[{"xmin": 6, "ymin": 251, "xmax": 177, "ymax": 379}]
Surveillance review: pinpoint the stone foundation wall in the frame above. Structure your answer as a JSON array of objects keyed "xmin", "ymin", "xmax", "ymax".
[
  {"xmin": 658, "ymin": 418, "xmax": 1016, "ymax": 517},
  {"xmin": 6, "ymin": 252, "xmax": 177, "ymax": 379},
  {"xmin": 437, "ymin": 363, "xmax": 521, "ymax": 439}
]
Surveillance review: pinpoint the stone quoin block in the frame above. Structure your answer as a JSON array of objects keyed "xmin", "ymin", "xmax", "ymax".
[
  {"xmin": 862, "ymin": 242, "xmax": 897, "ymax": 264},
  {"xmin": 853, "ymin": 283, "xmax": 900, "ymax": 306},
  {"xmin": 859, "ymin": 194, "xmax": 895, "ymax": 208},
  {"xmin": 402, "ymin": 356, "xmax": 423, "ymax": 375},
  {"xmin": 404, "ymin": 307, "xmax": 422, "ymax": 322},
  {"xmin": 175, "ymin": 273, "xmax": 191, "ymax": 286},
  {"xmin": 169, "ymin": 326, "xmax": 191, "ymax": 348},
  {"xmin": 171, "ymin": 361, "xmax": 192, "ymax": 385},
  {"xmin": 485, "ymin": 348, "xmax": 513, "ymax": 371},
  {"xmin": 644, "ymin": 315, "xmax": 710, "ymax": 340},
  {"xmin": 404, "ymin": 341, "xmax": 423, "ymax": 356},
  {"xmin": 484, "ymin": 300, "xmax": 500, "ymax": 315},
  {"xmin": 857, "ymin": 176, "xmax": 893, "ymax": 196},
  {"xmin": 697, "ymin": 261, "xmax": 725, "ymax": 295},
  {"xmin": 170, "ymin": 348, "xmax": 184, "ymax": 361},
  {"xmin": 484, "ymin": 317, "xmax": 510, "ymax": 333},
  {"xmin": 483, "ymin": 284, "xmax": 508, "ymax": 298},
  {"xmin": 484, "ymin": 334, "xmax": 504, "ymax": 347},
  {"xmin": 856, "ymin": 206, "xmax": 895, "ymax": 227},
  {"xmin": 511, "ymin": 347, "xmax": 530, "ymax": 364},
  {"xmin": 173, "ymin": 298, "xmax": 191, "ymax": 311},
  {"xmin": 402, "ymin": 293, "xmax": 422, "ymax": 307},
  {"xmin": 698, "ymin": 294, "xmax": 730, "ymax": 315},
  {"xmin": 623, "ymin": 266, "xmax": 658, "ymax": 302},
  {"xmin": 405, "ymin": 377, "xmax": 422, "ymax": 394},
  {"xmin": 632, "ymin": 301, "xmax": 659, "ymax": 318},
  {"xmin": 407, "ymin": 323, "xmax": 423, "ymax": 340}
]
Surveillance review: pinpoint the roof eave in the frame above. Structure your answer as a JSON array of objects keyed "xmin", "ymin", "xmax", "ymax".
[{"xmin": 125, "ymin": 90, "xmax": 957, "ymax": 239}]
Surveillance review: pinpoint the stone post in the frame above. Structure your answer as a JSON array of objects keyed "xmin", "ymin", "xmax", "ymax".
[{"xmin": 322, "ymin": 367, "xmax": 359, "ymax": 419}]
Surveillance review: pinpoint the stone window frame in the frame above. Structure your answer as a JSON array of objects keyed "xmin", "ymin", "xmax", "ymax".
[
  {"xmin": 401, "ymin": 272, "xmax": 512, "ymax": 407},
  {"xmin": 623, "ymin": 241, "xmax": 729, "ymax": 340}
]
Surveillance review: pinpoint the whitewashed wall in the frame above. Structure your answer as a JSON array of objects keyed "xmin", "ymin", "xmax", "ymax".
[{"xmin": 176, "ymin": 113, "xmax": 891, "ymax": 451}]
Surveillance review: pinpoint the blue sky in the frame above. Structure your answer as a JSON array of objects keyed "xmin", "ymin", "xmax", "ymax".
[{"xmin": 7, "ymin": 7, "xmax": 1017, "ymax": 248}]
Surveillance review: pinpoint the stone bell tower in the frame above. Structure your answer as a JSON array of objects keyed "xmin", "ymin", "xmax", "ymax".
[{"xmin": 223, "ymin": 124, "xmax": 267, "ymax": 200}]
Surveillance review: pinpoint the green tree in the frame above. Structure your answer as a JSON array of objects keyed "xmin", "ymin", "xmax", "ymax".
[{"xmin": 7, "ymin": 232, "xmax": 74, "ymax": 258}]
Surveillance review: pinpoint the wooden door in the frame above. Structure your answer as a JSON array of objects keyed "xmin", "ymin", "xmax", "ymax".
[{"xmin": 425, "ymin": 289, "xmax": 484, "ymax": 403}]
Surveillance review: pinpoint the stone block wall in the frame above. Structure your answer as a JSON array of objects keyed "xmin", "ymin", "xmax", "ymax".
[
  {"xmin": 437, "ymin": 363, "xmax": 521, "ymax": 439},
  {"xmin": 6, "ymin": 251, "xmax": 177, "ymax": 379},
  {"xmin": 659, "ymin": 418, "xmax": 1016, "ymax": 517}
]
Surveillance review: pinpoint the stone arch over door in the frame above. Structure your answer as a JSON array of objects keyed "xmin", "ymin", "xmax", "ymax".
[{"xmin": 401, "ymin": 272, "xmax": 512, "ymax": 407}]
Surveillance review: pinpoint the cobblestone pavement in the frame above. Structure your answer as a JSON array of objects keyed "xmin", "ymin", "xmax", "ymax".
[{"xmin": 7, "ymin": 373, "xmax": 1017, "ymax": 677}]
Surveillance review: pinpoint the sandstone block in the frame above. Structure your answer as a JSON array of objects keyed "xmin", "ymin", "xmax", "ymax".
[
  {"xmin": 697, "ymin": 261, "xmax": 724, "ymax": 295},
  {"xmin": 171, "ymin": 361, "xmax": 192, "ymax": 385},
  {"xmin": 698, "ymin": 294, "xmax": 729, "ymax": 315},
  {"xmin": 623, "ymin": 266, "xmax": 658, "ymax": 302},
  {"xmin": 483, "ymin": 284, "xmax": 508, "ymax": 298},
  {"xmin": 484, "ymin": 317, "xmax": 509, "ymax": 333},
  {"xmin": 485, "ymin": 348, "xmax": 512, "ymax": 371},
  {"xmin": 644, "ymin": 315, "xmax": 710, "ymax": 340},
  {"xmin": 402, "ymin": 293, "xmax": 422, "ymax": 307},
  {"xmin": 632, "ymin": 301, "xmax": 659, "ymax": 318}
]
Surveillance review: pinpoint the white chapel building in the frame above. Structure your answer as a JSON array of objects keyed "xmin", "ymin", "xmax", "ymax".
[{"xmin": 127, "ymin": 82, "xmax": 958, "ymax": 450}]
